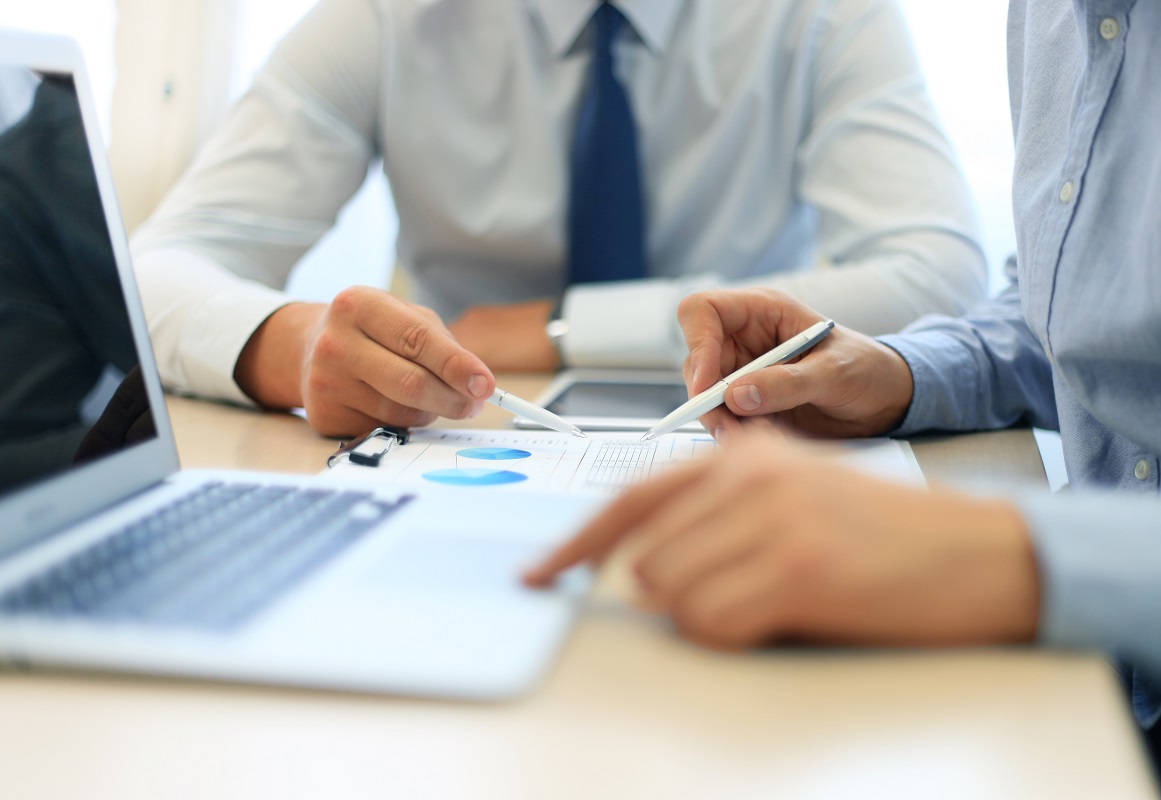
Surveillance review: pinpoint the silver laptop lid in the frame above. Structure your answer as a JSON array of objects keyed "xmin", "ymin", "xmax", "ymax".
[{"xmin": 0, "ymin": 31, "xmax": 180, "ymax": 555}]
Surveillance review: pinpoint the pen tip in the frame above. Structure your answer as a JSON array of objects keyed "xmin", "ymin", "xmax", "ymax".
[
  {"xmin": 571, "ymin": 427, "xmax": 588, "ymax": 439},
  {"xmin": 640, "ymin": 433, "xmax": 655, "ymax": 442}
]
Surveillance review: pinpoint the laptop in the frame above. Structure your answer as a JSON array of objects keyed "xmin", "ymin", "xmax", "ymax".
[{"xmin": 0, "ymin": 30, "xmax": 597, "ymax": 700}]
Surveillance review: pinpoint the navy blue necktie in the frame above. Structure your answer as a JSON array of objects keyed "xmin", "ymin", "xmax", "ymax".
[{"xmin": 566, "ymin": 3, "xmax": 647, "ymax": 285}]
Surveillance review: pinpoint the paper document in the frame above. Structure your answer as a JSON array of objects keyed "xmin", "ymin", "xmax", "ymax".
[{"xmin": 323, "ymin": 429, "xmax": 924, "ymax": 495}]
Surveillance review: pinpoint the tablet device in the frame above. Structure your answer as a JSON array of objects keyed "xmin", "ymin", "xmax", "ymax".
[{"xmin": 516, "ymin": 369, "xmax": 705, "ymax": 432}]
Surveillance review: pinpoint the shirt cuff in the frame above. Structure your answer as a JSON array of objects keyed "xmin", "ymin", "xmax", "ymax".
[
  {"xmin": 560, "ymin": 275, "xmax": 719, "ymax": 369},
  {"xmin": 876, "ymin": 329, "xmax": 973, "ymax": 436},
  {"xmin": 182, "ymin": 286, "xmax": 293, "ymax": 405},
  {"xmin": 133, "ymin": 248, "xmax": 293, "ymax": 405}
]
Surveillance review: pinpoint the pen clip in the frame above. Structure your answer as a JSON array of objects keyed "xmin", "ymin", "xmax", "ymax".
[{"xmin": 327, "ymin": 424, "xmax": 411, "ymax": 468}]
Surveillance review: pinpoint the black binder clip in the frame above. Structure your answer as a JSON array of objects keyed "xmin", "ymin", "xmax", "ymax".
[{"xmin": 327, "ymin": 424, "xmax": 411, "ymax": 468}]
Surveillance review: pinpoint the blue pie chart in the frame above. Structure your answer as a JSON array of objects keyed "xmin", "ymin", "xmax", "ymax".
[
  {"xmin": 422, "ymin": 468, "xmax": 529, "ymax": 487},
  {"xmin": 456, "ymin": 447, "xmax": 532, "ymax": 461}
]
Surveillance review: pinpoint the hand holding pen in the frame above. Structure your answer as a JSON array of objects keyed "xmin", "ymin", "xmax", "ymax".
[
  {"xmin": 668, "ymin": 290, "xmax": 917, "ymax": 441},
  {"xmin": 642, "ymin": 319, "xmax": 834, "ymax": 440}
]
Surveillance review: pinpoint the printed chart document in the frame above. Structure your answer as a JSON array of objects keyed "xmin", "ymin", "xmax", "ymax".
[{"xmin": 322, "ymin": 429, "xmax": 924, "ymax": 495}]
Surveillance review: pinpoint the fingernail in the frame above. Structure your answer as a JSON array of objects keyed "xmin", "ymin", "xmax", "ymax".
[
  {"xmin": 468, "ymin": 374, "xmax": 490, "ymax": 399},
  {"xmin": 713, "ymin": 427, "xmax": 728, "ymax": 444},
  {"xmin": 733, "ymin": 384, "xmax": 762, "ymax": 412}
]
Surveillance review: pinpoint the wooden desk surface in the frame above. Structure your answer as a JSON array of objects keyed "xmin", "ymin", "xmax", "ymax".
[{"xmin": 1, "ymin": 385, "xmax": 1155, "ymax": 799}]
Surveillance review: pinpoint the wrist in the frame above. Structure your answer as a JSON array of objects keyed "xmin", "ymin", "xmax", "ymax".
[
  {"xmin": 977, "ymin": 498, "xmax": 1040, "ymax": 642},
  {"xmin": 932, "ymin": 492, "xmax": 1040, "ymax": 644},
  {"xmin": 871, "ymin": 340, "xmax": 916, "ymax": 434},
  {"xmin": 234, "ymin": 302, "xmax": 325, "ymax": 409}
]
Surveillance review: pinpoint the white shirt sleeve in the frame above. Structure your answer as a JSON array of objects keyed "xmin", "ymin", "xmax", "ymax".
[
  {"xmin": 130, "ymin": 0, "xmax": 383, "ymax": 402},
  {"xmin": 560, "ymin": 275, "xmax": 720, "ymax": 369}
]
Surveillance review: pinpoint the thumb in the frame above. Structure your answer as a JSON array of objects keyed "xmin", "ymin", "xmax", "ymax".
[{"xmin": 724, "ymin": 361, "xmax": 823, "ymax": 417}]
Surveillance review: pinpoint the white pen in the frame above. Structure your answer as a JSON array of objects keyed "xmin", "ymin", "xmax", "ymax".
[
  {"xmin": 489, "ymin": 388, "xmax": 588, "ymax": 438},
  {"xmin": 641, "ymin": 319, "xmax": 836, "ymax": 441}
]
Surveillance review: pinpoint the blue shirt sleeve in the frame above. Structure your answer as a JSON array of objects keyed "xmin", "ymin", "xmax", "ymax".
[
  {"xmin": 1017, "ymin": 490, "xmax": 1161, "ymax": 724},
  {"xmin": 876, "ymin": 275, "xmax": 1059, "ymax": 436}
]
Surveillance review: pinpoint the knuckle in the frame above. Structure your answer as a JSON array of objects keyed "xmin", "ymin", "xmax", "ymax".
[
  {"xmin": 330, "ymin": 286, "xmax": 370, "ymax": 319},
  {"xmin": 765, "ymin": 537, "xmax": 819, "ymax": 596},
  {"xmin": 398, "ymin": 320, "xmax": 432, "ymax": 361},
  {"xmin": 304, "ymin": 370, "xmax": 337, "ymax": 401},
  {"xmin": 302, "ymin": 356, "xmax": 340, "ymax": 398},
  {"xmin": 311, "ymin": 329, "xmax": 347, "ymax": 363},
  {"xmin": 757, "ymin": 287, "xmax": 790, "ymax": 305},
  {"xmin": 416, "ymin": 305, "xmax": 443, "ymax": 325},
  {"xmin": 676, "ymin": 293, "xmax": 703, "ymax": 323},
  {"xmin": 396, "ymin": 367, "xmax": 427, "ymax": 406}
]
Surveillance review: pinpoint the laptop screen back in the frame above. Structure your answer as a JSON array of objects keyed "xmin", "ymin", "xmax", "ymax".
[{"xmin": 0, "ymin": 67, "xmax": 160, "ymax": 502}]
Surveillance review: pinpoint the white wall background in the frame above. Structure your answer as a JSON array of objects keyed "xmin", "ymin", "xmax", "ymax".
[
  {"xmin": 898, "ymin": 0, "xmax": 1016, "ymax": 290},
  {"xmin": 0, "ymin": 0, "xmax": 1016, "ymax": 296}
]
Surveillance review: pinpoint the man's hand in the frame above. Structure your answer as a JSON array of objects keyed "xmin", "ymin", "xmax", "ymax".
[
  {"xmin": 234, "ymin": 287, "xmax": 495, "ymax": 437},
  {"xmin": 677, "ymin": 289, "xmax": 915, "ymax": 441},
  {"xmin": 448, "ymin": 299, "xmax": 559, "ymax": 373},
  {"xmin": 525, "ymin": 433, "xmax": 1040, "ymax": 651}
]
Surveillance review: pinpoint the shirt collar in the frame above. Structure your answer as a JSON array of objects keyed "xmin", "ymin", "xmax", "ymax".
[{"xmin": 525, "ymin": 0, "xmax": 685, "ymax": 57}]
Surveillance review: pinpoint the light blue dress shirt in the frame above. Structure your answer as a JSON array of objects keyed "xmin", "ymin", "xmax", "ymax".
[
  {"xmin": 880, "ymin": 0, "xmax": 1161, "ymax": 726},
  {"xmin": 130, "ymin": 0, "xmax": 985, "ymax": 404}
]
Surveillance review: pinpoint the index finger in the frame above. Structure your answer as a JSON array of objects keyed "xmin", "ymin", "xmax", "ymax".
[
  {"xmin": 677, "ymin": 293, "xmax": 729, "ymax": 395},
  {"xmin": 356, "ymin": 294, "xmax": 495, "ymax": 402},
  {"xmin": 523, "ymin": 459, "xmax": 711, "ymax": 587}
]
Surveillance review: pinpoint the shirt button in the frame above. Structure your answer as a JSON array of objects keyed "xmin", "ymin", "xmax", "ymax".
[
  {"xmin": 1135, "ymin": 459, "xmax": 1151, "ymax": 481},
  {"xmin": 1059, "ymin": 181, "xmax": 1074, "ymax": 203},
  {"xmin": 1100, "ymin": 18, "xmax": 1120, "ymax": 40}
]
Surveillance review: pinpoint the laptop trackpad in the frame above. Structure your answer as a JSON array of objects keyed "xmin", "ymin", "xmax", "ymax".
[{"xmin": 367, "ymin": 534, "xmax": 548, "ymax": 596}]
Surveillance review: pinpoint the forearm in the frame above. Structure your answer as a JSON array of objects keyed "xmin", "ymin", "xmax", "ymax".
[{"xmin": 234, "ymin": 302, "xmax": 325, "ymax": 409}]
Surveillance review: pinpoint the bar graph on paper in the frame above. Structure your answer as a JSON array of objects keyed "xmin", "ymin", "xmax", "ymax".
[{"xmin": 321, "ymin": 429, "xmax": 923, "ymax": 495}]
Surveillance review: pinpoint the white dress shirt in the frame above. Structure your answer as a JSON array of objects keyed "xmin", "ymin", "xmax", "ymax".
[{"xmin": 131, "ymin": 0, "xmax": 986, "ymax": 405}]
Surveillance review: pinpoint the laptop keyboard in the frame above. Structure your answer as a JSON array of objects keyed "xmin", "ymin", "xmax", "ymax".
[{"xmin": 0, "ymin": 482, "xmax": 412, "ymax": 631}]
